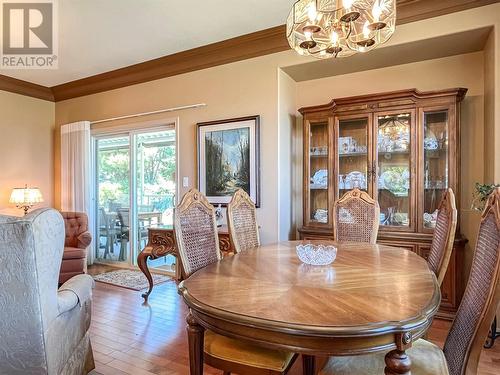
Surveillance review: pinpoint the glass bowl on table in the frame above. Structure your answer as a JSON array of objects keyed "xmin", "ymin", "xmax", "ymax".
[{"xmin": 296, "ymin": 243, "xmax": 337, "ymax": 266}]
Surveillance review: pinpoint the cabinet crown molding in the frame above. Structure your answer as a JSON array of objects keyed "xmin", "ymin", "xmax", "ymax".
[{"xmin": 298, "ymin": 88, "xmax": 468, "ymax": 115}]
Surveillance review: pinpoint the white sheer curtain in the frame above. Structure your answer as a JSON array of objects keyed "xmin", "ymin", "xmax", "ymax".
[{"xmin": 60, "ymin": 121, "xmax": 95, "ymax": 264}]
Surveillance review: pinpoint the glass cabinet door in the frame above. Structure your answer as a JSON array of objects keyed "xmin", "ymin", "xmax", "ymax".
[
  {"xmin": 422, "ymin": 110, "xmax": 449, "ymax": 229},
  {"xmin": 376, "ymin": 112, "xmax": 413, "ymax": 229},
  {"xmin": 307, "ymin": 120, "xmax": 331, "ymax": 226},
  {"xmin": 337, "ymin": 117, "xmax": 370, "ymax": 197}
]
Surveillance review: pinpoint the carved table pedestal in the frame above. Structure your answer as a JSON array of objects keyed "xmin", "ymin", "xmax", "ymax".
[{"xmin": 137, "ymin": 225, "xmax": 233, "ymax": 301}]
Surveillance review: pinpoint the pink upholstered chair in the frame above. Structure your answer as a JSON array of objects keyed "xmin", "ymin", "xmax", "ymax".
[{"xmin": 59, "ymin": 212, "xmax": 92, "ymax": 284}]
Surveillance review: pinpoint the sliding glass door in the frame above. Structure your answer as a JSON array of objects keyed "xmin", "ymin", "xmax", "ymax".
[
  {"xmin": 94, "ymin": 127, "xmax": 176, "ymax": 269},
  {"xmin": 135, "ymin": 130, "xmax": 177, "ymax": 271},
  {"xmin": 95, "ymin": 135, "xmax": 131, "ymax": 263}
]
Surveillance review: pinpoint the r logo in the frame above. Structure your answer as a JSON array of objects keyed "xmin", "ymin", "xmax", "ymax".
[{"xmin": 3, "ymin": 2, "xmax": 53, "ymax": 54}]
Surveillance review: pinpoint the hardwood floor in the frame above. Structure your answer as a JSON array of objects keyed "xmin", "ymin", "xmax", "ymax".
[{"xmin": 87, "ymin": 266, "xmax": 500, "ymax": 375}]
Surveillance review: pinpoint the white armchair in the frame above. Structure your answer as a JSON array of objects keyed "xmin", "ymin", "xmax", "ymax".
[{"xmin": 0, "ymin": 208, "xmax": 95, "ymax": 375}]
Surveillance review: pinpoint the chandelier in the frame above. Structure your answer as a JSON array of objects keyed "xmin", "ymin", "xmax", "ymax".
[{"xmin": 286, "ymin": 0, "xmax": 396, "ymax": 59}]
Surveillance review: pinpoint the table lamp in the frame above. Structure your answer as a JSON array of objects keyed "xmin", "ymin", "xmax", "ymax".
[{"xmin": 9, "ymin": 185, "xmax": 44, "ymax": 215}]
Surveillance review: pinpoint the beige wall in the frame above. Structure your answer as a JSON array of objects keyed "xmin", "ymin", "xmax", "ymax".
[
  {"xmin": 54, "ymin": 52, "xmax": 485, "ymax": 249},
  {"xmin": 55, "ymin": 53, "xmax": 289, "ymax": 244},
  {"xmin": 484, "ymin": 26, "xmax": 500, "ymax": 184},
  {"xmin": 54, "ymin": 4, "xmax": 500, "ymax": 249},
  {"xmin": 0, "ymin": 91, "xmax": 55, "ymax": 213},
  {"xmin": 296, "ymin": 52, "xmax": 484, "ymax": 279},
  {"xmin": 278, "ymin": 70, "xmax": 297, "ymax": 241}
]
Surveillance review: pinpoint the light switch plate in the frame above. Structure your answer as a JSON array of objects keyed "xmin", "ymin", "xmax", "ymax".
[{"xmin": 183, "ymin": 177, "xmax": 189, "ymax": 188}]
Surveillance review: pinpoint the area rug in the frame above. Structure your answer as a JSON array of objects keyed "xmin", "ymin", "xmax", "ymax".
[{"xmin": 93, "ymin": 269, "xmax": 171, "ymax": 291}]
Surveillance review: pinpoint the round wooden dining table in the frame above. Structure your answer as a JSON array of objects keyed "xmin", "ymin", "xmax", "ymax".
[{"xmin": 178, "ymin": 241, "xmax": 441, "ymax": 375}]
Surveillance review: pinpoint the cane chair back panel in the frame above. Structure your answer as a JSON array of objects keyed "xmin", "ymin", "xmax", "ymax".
[
  {"xmin": 427, "ymin": 189, "xmax": 458, "ymax": 286},
  {"xmin": 443, "ymin": 188, "xmax": 500, "ymax": 375},
  {"xmin": 333, "ymin": 189, "xmax": 380, "ymax": 244},
  {"xmin": 227, "ymin": 189, "xmax": 260, "ymax": 253},
  {"xmin": 174, "ymin": 189, "xmax": 221, "ymax": 278}
]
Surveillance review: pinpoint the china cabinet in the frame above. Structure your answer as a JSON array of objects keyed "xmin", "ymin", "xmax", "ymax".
[{"xmin": 298, "ymin": 88, "xmax": 467, "ymax": 319}]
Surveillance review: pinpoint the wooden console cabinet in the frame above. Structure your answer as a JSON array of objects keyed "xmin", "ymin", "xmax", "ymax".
[{"xmin": 298, "ymin": 88, "xmax": 468, "ymax": 319}]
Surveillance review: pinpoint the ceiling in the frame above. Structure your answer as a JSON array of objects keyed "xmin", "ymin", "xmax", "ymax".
[{"xmin": 0, "ymin": 0, "xmax": 293, "ymax": 86}]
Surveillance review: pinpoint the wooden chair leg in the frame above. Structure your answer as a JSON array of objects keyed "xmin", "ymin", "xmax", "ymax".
[
  {"xmin": 485, "ymin": 316, "xmax": 498, "ymax": 349},
  {"xmin": 186, "ymin": 312, "xmax": 204, "ymax": 375},
  {"xmin": 302, "ymin": 355, "xmax": 316, "ymax": 375}
]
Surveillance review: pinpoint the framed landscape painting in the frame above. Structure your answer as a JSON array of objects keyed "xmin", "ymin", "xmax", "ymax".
[{"xmin": 198, "ymin": 116, "xmax": 260, "ymax": 207}]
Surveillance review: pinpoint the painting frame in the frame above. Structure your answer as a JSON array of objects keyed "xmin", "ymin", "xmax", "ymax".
[{"xmin": 197, "ymin": 115, "xmax": 260, "ymax": 207}]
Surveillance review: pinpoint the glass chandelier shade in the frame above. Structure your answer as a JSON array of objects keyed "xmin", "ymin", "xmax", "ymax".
[{"xmin": 286, "ymin": 0, "xmax": 396, "ymax": 59}]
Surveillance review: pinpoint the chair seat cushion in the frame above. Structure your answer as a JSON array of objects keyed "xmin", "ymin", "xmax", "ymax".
[
  {"xmin": 63, "ymin": 247, "xmax": 87, "ymax": 260},
  {"xmin": 204, "ymin": 330, "xmax": 295, "ymax": 372},
  {"xmin": 319, "ymin": 339, "xmax": 449, "ymax": 375}
]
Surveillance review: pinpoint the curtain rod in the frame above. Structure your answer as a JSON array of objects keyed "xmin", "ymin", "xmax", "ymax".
[{"xmin": 90, "ymin": 103, "xmax": 207, "ymax": 125}]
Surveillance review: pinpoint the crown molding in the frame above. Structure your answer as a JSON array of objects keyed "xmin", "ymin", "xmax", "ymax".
[
  {"xmin": 396, "ymin": 0, "xmax": 500, "ymax": 24},
  {"xmin": 0, "ymin": 74, "xmax": 54, "ymax": 101},
  {"xmin": 50, "ymin": 0, "xmax": 498, "ymax": 102},
  {"xmin": 0, "ymin": 0, "xmax": 497, "ymax": 102},
  {"xmin": 51, "ymin": 25, "xmax": 288, "ymax": 101},
  {"xmin": 298, "ymin": 87, "xmax": 468, "ymax": 113}
]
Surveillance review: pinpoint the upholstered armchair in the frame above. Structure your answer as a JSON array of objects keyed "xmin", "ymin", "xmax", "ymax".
[
  {"xmin": 60, "ymin": 211, "xmax": 92, "ymax": 284},
  {"xmin": 0, "ymin": 208, "xmax": 95, "ymax": 375}
]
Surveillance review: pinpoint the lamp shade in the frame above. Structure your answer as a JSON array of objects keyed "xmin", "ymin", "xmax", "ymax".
[{"xmin": 9, "ymin": 186, "xmax": 44, "ymax": 205}]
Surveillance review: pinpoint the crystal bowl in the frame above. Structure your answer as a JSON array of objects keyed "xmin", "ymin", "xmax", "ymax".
[{"xmin": 296, "ymin": 244, "xmax": 337, "ymax": 266}]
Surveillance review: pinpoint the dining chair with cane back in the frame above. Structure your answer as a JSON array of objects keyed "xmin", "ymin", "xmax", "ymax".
[
  {"xmin": 227, "ymin": 189, "xmax": 260, "ymax": 253},
  {"xmin": 175, "ymin": 189, "xmax": 297, "ymax": 375},
  {"xmin": 319, "ymin": 187, "xmax": 500, "ymax": 375},
  {"xmin": 333, "ymin": 188, "xmax": 380, "ymax": 244},
  {"xmin": 174, "ymin": 189, "xmax": 222, "ymax": 277},
  {"xmin": 427, "ymin": 188, "xmax": 458, "ymax": 286}
]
